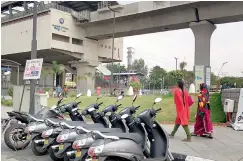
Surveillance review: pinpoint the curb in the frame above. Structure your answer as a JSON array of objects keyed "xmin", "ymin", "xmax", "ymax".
[
  {"xmin": 160, "ymin": 121, "xmax": 227, "ymax": 127},
  {"xmin": 172, "ymin": 153, "xmax": 214, "ymax": 161}
]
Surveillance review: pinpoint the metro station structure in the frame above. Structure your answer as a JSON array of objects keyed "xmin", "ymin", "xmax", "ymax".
[{"xmin": 1, "ymin": 1, "xmax": 243, "ymax": 91}]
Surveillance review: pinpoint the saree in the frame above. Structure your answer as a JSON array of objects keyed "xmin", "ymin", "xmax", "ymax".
[{"xmin": 193, "ymin": 83, "xmax": 213, "ymax": 135}]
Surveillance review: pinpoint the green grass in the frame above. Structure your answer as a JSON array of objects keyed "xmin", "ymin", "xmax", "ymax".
[
  {"xmin": 48, "ymin": 93, "xmax": 225, "ymax": 123},
  {"xmin": 1, "ymin": 98, "xmax": 13, "ymax": 107}
]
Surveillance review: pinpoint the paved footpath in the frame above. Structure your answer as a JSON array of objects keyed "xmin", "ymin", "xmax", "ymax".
[{"xmin": 1, "ymin": 107, "xmax": 243, "ymax": 161}]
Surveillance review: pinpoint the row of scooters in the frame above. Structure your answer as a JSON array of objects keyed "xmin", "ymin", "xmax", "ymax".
[{"xmin": 3, "ymin": 93, "xmax": 175, "ymax": 161}]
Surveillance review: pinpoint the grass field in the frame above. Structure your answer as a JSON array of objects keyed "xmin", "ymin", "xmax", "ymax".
[{"xmin": 48, "ymin": 93, "xmax": 226, "ymax": 123}]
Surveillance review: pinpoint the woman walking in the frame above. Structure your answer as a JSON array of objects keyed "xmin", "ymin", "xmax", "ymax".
[
  {"xmin": 170, "ymin": 79, "xmax": 191, "ymax": 142},
  {"xmin": 191, "ymin": 83, "xmax": 213, "ymax": 139}
]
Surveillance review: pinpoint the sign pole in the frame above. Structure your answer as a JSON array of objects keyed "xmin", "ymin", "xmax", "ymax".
[
  {"xmin": 18, "ymin": 81, "xmax": 28, "ymax": 112},
  {"xmin": 29, "ymin": 1, "xmax": 38, "ymax": 115}
]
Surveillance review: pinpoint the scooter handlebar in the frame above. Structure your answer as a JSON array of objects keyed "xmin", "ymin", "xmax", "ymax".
[
  {"xmin": 117, "ymin": 104, "xmax": 122, "ymax": 108},
  {"xmin": 98, "ymin": 102, "xmax": 103, "ymax": 106},
  {"xmin": 135, "ymin": 105, "xmax": 140, "ymax": 110},
  {"xmin": 77, "ymin": 101, "xmax": 81, "ymax": 105},
  {"xmin": 156, "ymin": 108, "xmax": 162, "ymax": 112}
]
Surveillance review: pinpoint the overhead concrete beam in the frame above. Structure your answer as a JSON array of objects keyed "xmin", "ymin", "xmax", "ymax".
[{"xmin": 82, "ymin": 1, "xmax": 243, "ymax": 40}]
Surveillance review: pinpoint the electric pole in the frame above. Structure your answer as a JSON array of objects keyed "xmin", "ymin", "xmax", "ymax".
[{"xmin": 174, "ymin": 57, "xmax": 178, "ymax": 71}]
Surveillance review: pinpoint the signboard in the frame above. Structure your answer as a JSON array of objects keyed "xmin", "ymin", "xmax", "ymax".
[
  {"xmin": 232, "ymin": 88, "xmax": 243, "ymax": 131},
  {"xmin": 194, "ymin": 65, "xmax": 205, "ymax": 92},
  {"xmin": 206, "ymin": 66, "xmax": 211, "ymax": 87},
  {"xmin": 23, "ymin": 59, "xmax": 43, "ymax": 80}
]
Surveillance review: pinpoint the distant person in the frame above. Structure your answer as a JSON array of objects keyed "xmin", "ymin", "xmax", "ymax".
[
  {"xmin": 191, "ymin": 83, "xmax": 213, "ymax": 139},
  {"xmin": 53, "ymin": 87, "xmax": 56, "ymax": 97},
  {"xmin": 56, "ymin": 85, "xmax": 62, "ymax": 97},
  {"xmin": 96, "ymin": 85, "xmax": 102, "ymax": 96},
  {"xmin": 169, "ymin": 79, "xmax": 191, "ymax": 142},
  {"xmin": 63, "ymin": 85, "xmax": 68, "ymax": 97}
]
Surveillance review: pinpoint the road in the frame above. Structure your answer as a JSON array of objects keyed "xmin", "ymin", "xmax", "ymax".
[{"xmin": 1, "ymin": 107, "xmax": 243, "ymax": 161}]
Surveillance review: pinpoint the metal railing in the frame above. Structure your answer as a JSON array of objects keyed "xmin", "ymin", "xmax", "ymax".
[{"xmin": 1, "ymin": 2, "xmax": 91, "ymax": 24}]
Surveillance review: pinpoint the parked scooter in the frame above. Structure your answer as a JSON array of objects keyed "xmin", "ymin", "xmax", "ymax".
[
  {"xmin": 2, "ymin": 94, "xmax": 65, "ymax": 151},
  {"xmin": 70, "ymin": 95, "xmax": 151, "ymax": 161},
  {"xmin": 27, "ymin": 93, "xmax": 85, "ymax": 155},
  {"xmin": 49, "ymin": 95, "xmax": 125, "ymax": 161},
  {"xmin": 88, "ymin": 97, "xmax": 174, "ymax": 161},
  {"xmin": 38, "ymin": 96, "xmax": 106, "ymax": 160}
]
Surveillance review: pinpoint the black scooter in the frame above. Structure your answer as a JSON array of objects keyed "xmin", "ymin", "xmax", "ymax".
[
  {"xmin": 71, "ymin": 95, "xmax": 151, "ymax": 161},
  {"xmin": 88, "ymin": 97, "xmax": 174, "ymax": 161},
  {"xmin": 48, "ymin": 95, "xmax": 125, "ymax": 161},
  {"xmin": 26, "ymin": 93, "xmax": 85, "ymax": 156},
  {"xmin": 2, "ymin": 94, "xmax": 65, "ymax": 151}
]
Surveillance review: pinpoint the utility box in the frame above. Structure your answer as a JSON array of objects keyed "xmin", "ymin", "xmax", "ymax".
[
  {"xmin": 224, "ymin": 99, "xmax": 234, "ymax": 112},
  {"xmin": 13, "ymin": 85, "xmax": 48, "ymax": 113},
  {"xmin": 35, "ymin": 93, "xmax": 48, "ymax": 111}
]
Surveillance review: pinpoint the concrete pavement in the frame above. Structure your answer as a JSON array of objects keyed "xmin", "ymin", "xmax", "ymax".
[{"xmin": 1, "ymin": 107, "xmax": 243, "ymax": 161}]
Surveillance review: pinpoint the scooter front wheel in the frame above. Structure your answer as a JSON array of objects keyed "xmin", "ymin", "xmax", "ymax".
[
  {"xmin": 63, "ymin": 147, "xmax": 75, "ymax": 161},
  {"xmin": 4, "ymin": 123, "xmax": 30, "ymax": 150},
  {"xmin": 48, "ymin": 143, "xmax": 64, "ymax": 161},
  {"xmin": 31, "ymin": 135, "xmax": 48, "ymax": 156}
]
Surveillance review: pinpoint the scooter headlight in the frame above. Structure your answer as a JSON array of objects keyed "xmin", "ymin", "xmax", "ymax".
[
  {"xmin": 72, "ymin": 139, "xmax": 86, "ymax": 149},
  {"xmin": 25, "ymin": 123, "xmax": 37, "ymax": 133},
  {"xmin": 88, "ymin": 144, "xmax": 104, "ymax": 157},
  {"xmin": 42, "ymin": 128, "xmax": 53, "ymax": 138},
  {"xmin": 56, "ymin": 133, "xmax": 69, "ymax": 143}
]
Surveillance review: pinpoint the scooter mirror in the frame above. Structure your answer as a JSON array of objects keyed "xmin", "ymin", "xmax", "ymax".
[
  {"xmin": 117, "ymin": 95, "xmax": 123, "ymax": 102},
  {"xmin": 132, "ymin": 95, "xmax": 137, "ymax": 102},
  {"xmin": 154, "ymin": 97, "xmax": 162, "ymax": 104},
  {"xmin": 76, "ymin": 93, "xmax": 82, "ymax": 98},
  {"xmin": 58, "ymin": 93, "xmax": 62, "ymax": 97},
  {"xmin": 51, "ymin": 105, "xmax": 57, "ymax": 110}
]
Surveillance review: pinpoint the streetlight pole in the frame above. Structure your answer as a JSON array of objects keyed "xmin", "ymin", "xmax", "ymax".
[
  {"xmin": 174, "ymin": 57, "xmax": 178, "ymax": 71},
  {"xmin": 217, "ymin": 61, "xmax": 227, "ymax": 89},
  {"xmin": 108, "ymin": 6, "xmax": 119, "ymax": 92},
  {"xmin": 29, "ymin": 1, "xmax": 38, "ymax": 115}
]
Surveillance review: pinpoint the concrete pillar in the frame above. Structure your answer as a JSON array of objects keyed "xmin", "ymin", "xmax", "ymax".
[
  {"xmin": 75, "ymin": 63, "xmax": 96, "ymax": 94},
  {"xmin": 23, "ymin": 1, "xmax": 28, "ymax": 12},
  {"xmin": 8, "ymin": 5, "xmax": 13, "ymax": 17},
  {"xmin": 189, "ymin": 20, "xmax": 216, "ymax": 91}
]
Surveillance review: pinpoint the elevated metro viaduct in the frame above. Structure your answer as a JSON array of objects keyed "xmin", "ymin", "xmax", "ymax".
[{"xmin": 2, "ymin": 1, "xmax": 243, "ymax": 91}]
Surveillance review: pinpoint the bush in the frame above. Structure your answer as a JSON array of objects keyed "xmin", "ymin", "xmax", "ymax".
[
  {"xmin": 8, "ymin": 87, "xmax": 13, "ymax": 97},
  {"xmin": 44, "ymin": 88, "xmax": 50, "ymax": 92},
  {"xmin": 1, "ymin": 99, "xmax": 13, "ymax": 107},
  {"xmin": 69, "ymin": 91, "xmax": 76, "ymax": 98},
  {"xmin": 129, "ymin": 81, "xmax": 142, "ymax": 90}
]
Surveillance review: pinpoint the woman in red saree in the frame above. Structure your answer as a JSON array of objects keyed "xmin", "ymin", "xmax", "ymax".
[
  {"xmin": 191, "ymin": 83, "xmax": 213, "ymax": 139},
  {"xmin": 170, "ymin": 79, "xmax": 191, "ymax": 142}
]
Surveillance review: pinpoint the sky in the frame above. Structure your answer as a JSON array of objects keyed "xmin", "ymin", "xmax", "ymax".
[{"xmin": 118, "ymin": 1, "xmax": 243, "ymax": 77}]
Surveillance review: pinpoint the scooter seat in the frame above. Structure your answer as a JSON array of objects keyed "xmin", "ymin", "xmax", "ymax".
[
  {"xmin": 93, "ymin": 132, "xmax": 142, "ymax": 144},
  {"xmin": 76, "ymin": 127, "xmax": 123, "ymax": 134}
]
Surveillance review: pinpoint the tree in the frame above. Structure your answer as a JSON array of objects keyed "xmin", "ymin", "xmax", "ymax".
[
  {"xmin": 149, "ymin": 66, "xmax": 167, "ymax": 89},
  {"xmin": 164, "ymin": 70, "xmax": 184, "ymax": 87},
  {"xmin": 179, "ymin": 61, "xmax": 187, "ymax": 71},
  {"xmin": 52, "ymin": 61, "xmax": 65, "ymax": 86},
  {"xmin": 41, "ymin": 67, "xmax": 54, "ymax": 87},
  {"xmin": 106, "ymin": 63, "xmax": 127, "ymax": 73},
  {"xmin": 131, "ymin": 58, "xmax": 148, "ymax": 76}
]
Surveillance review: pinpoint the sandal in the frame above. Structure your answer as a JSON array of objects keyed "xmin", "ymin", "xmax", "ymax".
[
  {"xmin": 169, "ymin": 134, "xmax": 174, "ymax": 138},
  {"xmin": 182, "ymin": 138, "xmax": 191, "ymax": 142}
]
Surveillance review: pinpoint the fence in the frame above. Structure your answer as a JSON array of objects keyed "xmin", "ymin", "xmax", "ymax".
[{"xmin": 1, "ymin": 2, "xmax": 91, "ymax": 24}]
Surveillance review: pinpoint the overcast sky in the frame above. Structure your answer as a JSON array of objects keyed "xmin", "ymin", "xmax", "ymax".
[{"xmin": 118, "ymin": 1, "xmax": 243, "ymax": 77}]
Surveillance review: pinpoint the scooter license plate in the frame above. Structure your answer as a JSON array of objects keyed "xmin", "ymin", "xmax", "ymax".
[
  {"xmin": 75, "ymin": 150, "xmax": 81, "ymax": 157},
  {"xmin": 59, "ymin": 144, "xmax": 64, "ymax": 150},
  {"xmin": 26, "ymin": 134, "xmax": 31, "ymax": 140},
  {"xmin": 44, "ymin": 139, "xmax": 49, "ymax": 145}
]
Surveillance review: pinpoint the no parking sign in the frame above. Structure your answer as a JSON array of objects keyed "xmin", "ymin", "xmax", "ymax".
[{"xmin": 23, "ymin": 58, "xmax": 43, "ymax": 80}]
